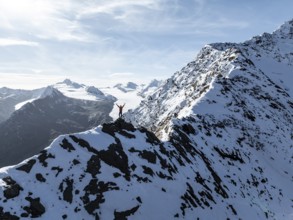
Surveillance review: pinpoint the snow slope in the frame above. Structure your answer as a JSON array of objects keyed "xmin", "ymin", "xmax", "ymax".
[
  {"xmin": 0, "ymin": 119, "xmax": 186, "ymax": 219},
  {"xmin": 0, "ymin": 114, "xmax": 292, "ymax": 219},
  {"xmin": 126, "ymin": 19, "xmax": 293, "ymax": 138}
]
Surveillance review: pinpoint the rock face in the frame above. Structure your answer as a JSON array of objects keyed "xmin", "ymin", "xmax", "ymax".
[{"xmin": 0, "ymin": 19, "xmax": 293, "ymax": 219}]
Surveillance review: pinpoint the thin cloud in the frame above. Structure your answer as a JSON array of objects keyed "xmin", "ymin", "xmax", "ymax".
[
  {"xmin": 0, "ymin": 38, "xmax": 39, "ymax": 46},
  {"xmin": 0, "ymin": 73, "xmax": 65, "ymax": 89},
  {"xmin": 109, "ymin": 72, "xmax": 135, "ymax": 77},
  {"xmin": 0, "ymin": 0, "xmax": 89, "ymax": 42}
]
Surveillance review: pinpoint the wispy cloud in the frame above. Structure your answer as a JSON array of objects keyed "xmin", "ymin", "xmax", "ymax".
[
  {"xmin": 109, "ymin": 72, "xmax": 134, "ymax": 77},
  {"xmin": 0, "ymin": 38, "xmax": 39, "ymax": 46},
  {"xmin": 0, "ymin": 0, "xmax": 292, "ymax": 89},
  {"xmin": 0, "ymin": 73, "xmax": 65, "ymax": 89},
  {"xmin": 0, "ymin": 0, "xmax": 88, "ymax": 42}
]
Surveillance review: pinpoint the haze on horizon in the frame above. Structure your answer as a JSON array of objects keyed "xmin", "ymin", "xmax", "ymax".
[{"xmin": 0, "ymin": 0, "xmax": 293, "ymax": 89}]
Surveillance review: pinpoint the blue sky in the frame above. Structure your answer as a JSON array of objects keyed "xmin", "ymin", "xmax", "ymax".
[{"xmin": 0, "ymin": 0, "xmax": 292, "ymax": 89}]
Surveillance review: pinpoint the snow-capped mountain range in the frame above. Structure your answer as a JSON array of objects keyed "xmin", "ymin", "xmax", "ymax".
[
  {"xmin": 0, "ymin": 79, "xmax": 116, "ymax": 123},
  {"xmin": 0, "ymin": 79, "xmax": 162, "ymax": 168},
  {"xmin": 0, "ymin": 19, "xmax": 293, "ymax": 219},
  {"xmin": 100, "ymin": 80, "xmax": 163, "ymax": 120},
  {"xmin": 0, "ymin": 80, "xmax": 116, "ymax": 168}
]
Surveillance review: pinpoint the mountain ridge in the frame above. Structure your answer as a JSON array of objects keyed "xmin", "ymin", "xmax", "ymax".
[
  {"xmin": 0, "ymin": 117, "xmax": 291, "ymax": 219},
  {"xmin": 0, "ymin": 19, "xmax": 293, "ymax": 219}
]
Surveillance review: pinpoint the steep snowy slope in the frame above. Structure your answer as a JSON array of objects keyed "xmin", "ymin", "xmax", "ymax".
[
  {"xmin": 126, "ymin": 19, "xmax": 293, "ymax": 138},
  {"xmin": 123, "ymin": 19, "xmax": 293, "ymax": 219},
  {"xmin": 0, "ymin": 119, "xmax": 180, "ymax": 220},
  {"xmin": 0, "ymin": 118, "xmax": 292, "ymax": 219},
  {"xmin": 0, "ymin": 87, "xmax": 114, "ymax": 168}
]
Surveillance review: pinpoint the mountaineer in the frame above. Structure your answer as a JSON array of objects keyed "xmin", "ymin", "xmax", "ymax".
[{"xmin": 116, "ymin": 103, "xmax": 125, "ymax": 118}]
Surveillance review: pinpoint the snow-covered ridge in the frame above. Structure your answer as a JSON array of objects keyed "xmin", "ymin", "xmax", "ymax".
[
  {"xmin": 0, "ymin": 117, "xmax": 292, "ymax": 219},
  {"xmin": 126, "ymin": 19, "xmax": 293, "ymax": 136}
]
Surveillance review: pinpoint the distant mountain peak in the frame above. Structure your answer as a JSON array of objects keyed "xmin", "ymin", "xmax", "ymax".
[
  {"xmin": 39, "ymin": 86, "xmax": 64, "ymax": 99},
  {"xmin": 59, "ymin": 79, "xmax": 84, "ymax": 89},
  {"xmin": 114, "ymin": 82, "xmax": 138, "ymax": 93},
  {"xmin": 86, "ymin": 86, "xmax": 105, "ymax": 96},
  {"xmin": 126, "ymin": 82, "xmax": 138, "ymax": 89}
]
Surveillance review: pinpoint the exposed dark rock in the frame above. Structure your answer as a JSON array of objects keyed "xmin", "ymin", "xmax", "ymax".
[
  {"xmin": 214, "ymin": 147, "xmax": 245, "ymax": 164},
  {"xmin": 114, "ymin": 205, "xmax": 140, "ymax": 220},
  {"xmin": 0, "ymin": 207, "xmax": 20, "ymax": 220},
  {"xmin": 113, "ymin": 172, "xmax": 121, "ymax": 178},
  {"xmin": 60, "ymin": 138, "xmax": 75, "ymax": 152},
  {"xmin": 38, "ymin": 150, "xmax": 55, "ymax": 167},
  {"xmin": 59, "ymin": 178, "xmax": 74, "ymax": 204},
  {"xmin": 142, "ymin": 166, "xmax": 154, "ymax": 177},
  {"xmin": 130, "ymin": 164, "xmax": 137, "ymax": 171},
  {"xmin": 72, "ymin": 159, "xmax": 80, "ymax": 165},
  {"xmin": 99, "ymin": 141, "xmax": 130, "ymax": 179},
  {"xmin": 70, "ymin": 135, "xmax": 99, "ymax": 154},
  {"xmin": 23, "ymin": 197, "xmax": 45, "ymax": 218},
  {"xmin": 85, "ymin": 155, "xmax": 101, "ymax": 177},
  {"xmin": 182, "ymin": 123, "xmax": 196, "ymax": 135},
  {"xmin": 2, "ymin": 177, "xmax": 23, "ymax": 199},
  {"xmin": 102, "ymin": 118, "xmax": 136, "ymax": 139},
  {"xmin": 139, "ymin": 150, "xmax": 157, "ymax": 164},
  {"xmin": 195, "ymin": 172, "xmax": 211, "ymax": 192},
  {"xmin": 139, "ymin": 127, "xmax": 161, "ymax": 145},
  {"xmin": 51, "ymin": 166, "xmax": 63, "ymax": 177},
  {"xmin": 82, "ymin": 179, "xmax": 119, "ymax": 216},
  {"xmin": 181, "ymin": 183, "xmax": 202, "ymax": 213},
  {"xmin": 198, "ymin": 149, "xmax": 229, "ymax": 199},
  {"xmin": 133, "ymin": 174, "xmax": 151, "ymax": 183},
  {"xmin": 35, "ymin": 173, "xmax": 46, "ymax": 183},
  {"xmin": 228, "ymin": 204, "xmax": 237, "ymax": 215},
  {"xmin": 157, "ymin": 171, "xmax": 173, "ymax": 180},
  {"xmin": 136, "ymin": 197, "xmax": 142, "ymax": 203},
  {"xmin": 16, "ymin": 159, "xmax": 36, "ymax": 173},
  {"xmin": 21, "ymin": 213, "xmax": 29, "ymax": 218}
]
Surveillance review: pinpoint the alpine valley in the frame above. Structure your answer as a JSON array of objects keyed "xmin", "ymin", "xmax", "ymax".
[{"xmin": 0, "ymin": 19, "xmax": 293, "ymax": 219}]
